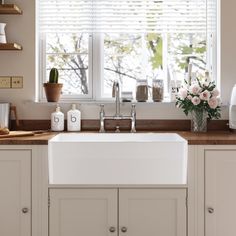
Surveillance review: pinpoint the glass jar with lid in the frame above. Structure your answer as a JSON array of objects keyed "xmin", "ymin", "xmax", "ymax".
[
  {"xmin": 136, "ymin": 79, "xmax": 148, "ymax": 102},
  {"xmin": 152, "ymin": 79, "xmax": 164, "ymax": 102}
]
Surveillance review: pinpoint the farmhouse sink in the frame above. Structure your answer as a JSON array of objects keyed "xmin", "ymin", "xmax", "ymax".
[{"xmin": 48, "ymin": 133, "xmax": 187, "ymax": 185}]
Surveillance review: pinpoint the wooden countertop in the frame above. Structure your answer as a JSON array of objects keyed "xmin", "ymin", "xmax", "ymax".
[
  {"xmin": 0, "ymin": 132, "xmax": 56, "ymax": 145},
  {"xmin": 179, "ymin": 131, "xmax": 236, "ymax": 145},
  {"xmin": 0, "ymin": 131, "xmax": 236, "ymax": 145}
]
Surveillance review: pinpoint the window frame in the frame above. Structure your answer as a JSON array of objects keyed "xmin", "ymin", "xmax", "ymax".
[
  {"xmin": 38, "ymin": 32, "xmax": 94, "ymax": 102},
  {"xmin": 37, "ymin": 2, "xmax": 219, "ymax": 103}
]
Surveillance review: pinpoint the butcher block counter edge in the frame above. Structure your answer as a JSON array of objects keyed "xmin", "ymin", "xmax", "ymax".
[{"xmin": 0, "ymin": 131, "xmax": 236, "ymax": 145}]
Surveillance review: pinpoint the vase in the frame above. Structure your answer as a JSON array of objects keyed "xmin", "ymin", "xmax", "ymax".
[{"xmin": 191, "ymin": 110, "xmax": 208, "ymax": 132}]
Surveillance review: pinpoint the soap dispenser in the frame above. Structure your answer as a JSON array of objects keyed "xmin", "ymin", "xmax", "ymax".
[
  {"xmin": 67, "ymin": 104, "xmax": 81, "ymax": 131},
  {"xmin": 51, "ymin": 105, "xmax": 64, "ymax": 131}
]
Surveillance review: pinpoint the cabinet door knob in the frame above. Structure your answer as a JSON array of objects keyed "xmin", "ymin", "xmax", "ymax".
[
  {"xmin": 208, "ymin": 207, "xmax": 214, "ymax": 214},
  {"xmin": 121, "ymin": 227, "xmax": 128, "ymax": 233},
  {"xmin": 22, "ymin": 207, "xmax": 29, "ymax": 214},
  {"xmin": 109, "ymin": 227, "xmax": 116, "ymax": 233}
]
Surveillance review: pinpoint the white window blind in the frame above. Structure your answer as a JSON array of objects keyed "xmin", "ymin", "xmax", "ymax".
[
  {"xmin": 207, "ymin": 0, "xmax": 217, "ymax": 33},
  {"xmin": 39, "ymin": 0, "xmax": 215, "ymax": 33}
]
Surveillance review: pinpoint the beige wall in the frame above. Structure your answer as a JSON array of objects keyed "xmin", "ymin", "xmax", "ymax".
[
  {"xmin": 0, "ymin": 0, "xmax": 232, "ymax": 120},
  {"xmin": 221, "ymin": 0, "xmax": 236, "ymax": 106}
]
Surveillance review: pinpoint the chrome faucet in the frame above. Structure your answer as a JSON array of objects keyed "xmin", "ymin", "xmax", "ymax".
[
  {"xmin": 112, "ymin": 81, "xmax": 121, "ymax": 117},
  {"xmin": 99, "ymin": 81, "xmax": 136, "ymax": 133}
]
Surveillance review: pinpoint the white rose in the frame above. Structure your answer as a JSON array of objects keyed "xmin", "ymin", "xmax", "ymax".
[
  {"xmin": 199, "ymin": 90, "xmax": 210, "ymax": 101},
  {"xmin": 191, "ymin": 96, "xmax": 201, "ymax": 105},
  {"xmin": 208, "ymin": 97, "xmax": 218, "ymax": 109},
  {"xmin": 189, "ymin": 83, "xmax": 201, "ymax": 95},
  {"xmin": 178, "ymin": 88, "xmax": 188, "ymax": 99}
]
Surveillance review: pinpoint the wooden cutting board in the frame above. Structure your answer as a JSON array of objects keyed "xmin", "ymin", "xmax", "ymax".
[{"xmin": 0, "ymin": 131, "xmax": 35, "ymax": 138}]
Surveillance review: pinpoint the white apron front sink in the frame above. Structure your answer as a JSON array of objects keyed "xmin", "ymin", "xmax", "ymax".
[{"xmin": 48, "ymin": 133, "xmax": 187, "ymax": 185}]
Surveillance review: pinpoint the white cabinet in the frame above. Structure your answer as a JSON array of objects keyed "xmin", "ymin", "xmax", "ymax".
[
  {"xmin": 0, "ymin": 145, "xmax": 48, "ymax": 236},
  {"xmin": 49, "ymin": 189, "xmax": 117, "ymax": 236},
  {"xmin": 205, "ymin": 149, "xmax": 236, "ymax": 236},
  {"xmin": 119, "ymin": 189, "xmax": 186, "ymax": 236},
  {"xmin": 188, "ymin": 146, "xmax": 236, "ymax": 236},
  {"xmin": 0, "ymin": 149, "xmax": 31, "ymax": 236},
  {"xmin": 49, "ymin": 188, "xmax": 187, "ymax": 236}
]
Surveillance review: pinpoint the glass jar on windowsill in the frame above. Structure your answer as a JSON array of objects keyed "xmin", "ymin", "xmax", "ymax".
[
  {"xmin": 152, "ymin": 79, "xmax": 164, "ymax": 102},
  {"xmin": 136, "ymin": 79, "xmax": 148, "ymax": 102}
]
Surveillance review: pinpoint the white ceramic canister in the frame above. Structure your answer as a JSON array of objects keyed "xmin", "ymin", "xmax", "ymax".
[{"xmin": 0, "ymin": 23, "xmax": 7, "ymax": 43}]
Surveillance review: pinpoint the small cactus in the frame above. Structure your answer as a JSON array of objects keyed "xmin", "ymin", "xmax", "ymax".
[{"xmin": 49, "ymin": 68, "xmax": 59, "ymax": 83}]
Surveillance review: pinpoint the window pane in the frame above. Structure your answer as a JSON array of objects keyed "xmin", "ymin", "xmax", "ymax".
[
  {"xmin": 103, "ymin": 33, "xmax": 163, "ymax": 97},
  {"xmin": 103, "ymin": 33, "xmax": 207, "ymax": 99},
  {"xmin": 46, "ymin": 33, "xmax": 88, "ymax": 54},
  {"xmin": 45, "ymin": 33, "xmax": 89, "ymax": 95},
  {"xmin": 168, "ymin": 33, "xmax": 206, "ymax": 81}
]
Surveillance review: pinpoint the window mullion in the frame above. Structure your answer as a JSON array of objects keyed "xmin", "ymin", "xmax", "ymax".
[{"xmin": 92, "ymin": 33, "xmax": 104, "ymax": 100}]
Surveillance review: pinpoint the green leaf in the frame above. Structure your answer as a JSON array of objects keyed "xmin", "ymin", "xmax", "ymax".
[{"xmin": 195, "ymin": 46, "xmax": 206, "ymax": 54}]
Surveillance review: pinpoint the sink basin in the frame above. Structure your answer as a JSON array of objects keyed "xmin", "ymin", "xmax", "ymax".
[{"xmin": 48, "ymin": 133, "xmax": 187, "ymax": 185}]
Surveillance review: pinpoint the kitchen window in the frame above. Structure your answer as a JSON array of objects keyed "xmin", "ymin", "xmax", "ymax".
[{"xmin": 38, "ymin": 0, "xmax": 218, "ymax": 101}]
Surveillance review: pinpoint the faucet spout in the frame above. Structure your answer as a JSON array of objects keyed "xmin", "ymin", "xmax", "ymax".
[{"xmin": 112, "ymin": 81, "xmax": 121, "ymax": 117}]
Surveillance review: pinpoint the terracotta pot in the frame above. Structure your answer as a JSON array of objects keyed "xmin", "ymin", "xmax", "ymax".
[{"xmin": 43, "ymin": 83, "xmax": 63, "ymax": 102}]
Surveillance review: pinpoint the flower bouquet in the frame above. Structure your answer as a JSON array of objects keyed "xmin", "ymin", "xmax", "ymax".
[{"xmin": 176, "ymin": 78, "xmax": 221, "ymax": 132}]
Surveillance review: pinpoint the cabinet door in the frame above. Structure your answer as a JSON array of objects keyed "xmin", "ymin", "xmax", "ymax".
[
  {"xmin": 0, "ymin": 150, "xmax": 31, "ymax": 236},
  {"xmin": 49, "ymin": 189, "xmax": 117, "ymax": 236},
  {"xmin": 119, "ymin": 189, "xmax": 186, "ymax": 236},
  {"xmin": 205, "ymin": 150, "xmax": 236, "ymax": 236}
]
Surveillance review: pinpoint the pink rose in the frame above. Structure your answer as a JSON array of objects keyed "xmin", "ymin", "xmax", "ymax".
[
  {"xmin": 178, "ymin": 88, "xmax": 188, "ymax": 99},
  {"xmin": 208, "ymin": 97, "xmax": 218, "ymax": 109},
  {"xmin": 189, "ymin": 83, "xmax": 201, "ymax": 95},
  {"xmin": 187, "ymin": 95, "xmax": 192, "ymax": 100},
  {"xmin": 191, "ymin": 96, "xmax": 201, "ymax": 105},
  {"xmin": 211, "ymin": 88, "xmax": 220, "ymax": 97},
  {"xmin": 200, "ymin": 90, "xmax": 210, "ymax": 101}
]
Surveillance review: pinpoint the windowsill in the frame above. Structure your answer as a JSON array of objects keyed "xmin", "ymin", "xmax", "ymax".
[
  {"xmin": 26, "ymin": 99, "xmax": 229, "ymax": 108},
  {"xmin": 32, "ymin": 98, "xmax": 175, "ymax": 105}
]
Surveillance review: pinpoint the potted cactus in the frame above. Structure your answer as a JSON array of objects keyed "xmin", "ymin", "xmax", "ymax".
[{"xmin": 43, "ymin": 68, "xmax": 63, "ymax": 102}]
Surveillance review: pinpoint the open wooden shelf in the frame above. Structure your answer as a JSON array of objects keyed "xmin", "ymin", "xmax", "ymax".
[
  {"xmin": 0, "ymin": 4, "xmax": 22, "ymax": 14},
  {"xmin": 0, "ymin": 43, "xmax": 22, "ymax": 50}
]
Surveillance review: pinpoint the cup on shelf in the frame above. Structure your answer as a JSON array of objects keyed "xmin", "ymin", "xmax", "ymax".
[{"xmin": 0, "ymin": 23, "xmax": 7, "ymax": 44}]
